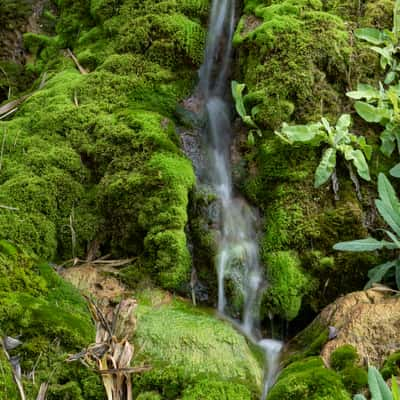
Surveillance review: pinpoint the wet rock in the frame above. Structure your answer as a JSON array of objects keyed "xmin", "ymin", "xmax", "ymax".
[{"xmin": 314, "ymin": 289, "xmax": 400, "ymax": 367}]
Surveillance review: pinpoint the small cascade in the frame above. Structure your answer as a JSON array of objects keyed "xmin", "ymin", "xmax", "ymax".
[{"xmin": 195, "ymin": 0, "xmax": 283, "ymax": 398}]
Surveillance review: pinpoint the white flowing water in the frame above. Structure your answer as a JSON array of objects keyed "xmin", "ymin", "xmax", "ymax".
[{"xmin": 198, "ymin": 0, "xmax": 283, "ymax": 397}]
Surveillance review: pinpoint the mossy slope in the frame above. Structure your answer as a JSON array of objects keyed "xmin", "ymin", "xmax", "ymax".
[{"xmin": 233, "ymin": 0, "xmax": 391, "ymax": 321}]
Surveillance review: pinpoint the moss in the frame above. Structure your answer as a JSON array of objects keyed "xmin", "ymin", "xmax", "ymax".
[
  {"xmin": 339, "ymin": 366, "xmax": 368, "ymax": 393},
  {"xmin": 234, "ymin": 0, "xmax": 352, "ymax": 130},
  {"xmin": 381, "ymin": 351, "xmax": 400, "ymax": 380},
  {"xmin": 132, "ymin": 291, "xmax": 262, "ymax": 398},
  {"xmin": 181, "ymin": 379, "xmax": 253, "ymax": 400},
  {"xmin": 0, "ymin": 350, "xmax": 19, "ymax": 399},
  {"xmin": 136, "ymin": 392, "xmax": 162, "ymax": 400},
  {"xmin": 330, "ymin": 345, "xmax": 359, "ymax": 371},
  {"xmin": 262, "ymin": 251, "xmax": 316, "ymax": 320},
  {"xmin": 287, "ymin": 320, "xmax": 329, "ymax": 363},
  {"xmin": 266, "ymin": 357, "xmax": 352, "ymax": 400}
]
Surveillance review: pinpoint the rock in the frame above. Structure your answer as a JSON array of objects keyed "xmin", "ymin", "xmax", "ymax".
[
  {"xmin": 314, "ymin": 289, "xmax": 400, "ymax": 367},
  {"xmin": 132, "ymin": 289, "xmax": 263, "ymax": 398}
]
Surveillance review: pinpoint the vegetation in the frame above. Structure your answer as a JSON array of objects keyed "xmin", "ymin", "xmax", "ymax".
[
  {"xmin": 354, "ymin": 366, "xmax": 400, "ymax": 400},
  {"xmin": 1, "ymin": 0, "xmax": 399, "ymax": 397},
  {"xmin": 334, "ymin": 173, "xmax": 400, "ymax": 289},
  {"xmin": 275, "ymin": 114, "xmax": 371, "ymax": 189}
]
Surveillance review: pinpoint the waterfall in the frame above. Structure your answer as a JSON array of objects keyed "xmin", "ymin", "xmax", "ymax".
[{"xmin": 197, "ymin": 0, "xmax": 283, "ymax": 397}]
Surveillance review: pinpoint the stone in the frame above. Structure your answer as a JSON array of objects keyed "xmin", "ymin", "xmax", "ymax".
[
  {"xmin": 315, "ymin": 289, "xmax": 400, "ymax": 367},
  {"xmin": 132, "ymin": 289, "xmax": 263, "ymax": 398}
]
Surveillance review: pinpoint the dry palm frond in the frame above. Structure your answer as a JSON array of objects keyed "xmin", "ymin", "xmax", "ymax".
[{"xmin": 68, "ymin": 297, "xmax": 150, "ymax": 400}]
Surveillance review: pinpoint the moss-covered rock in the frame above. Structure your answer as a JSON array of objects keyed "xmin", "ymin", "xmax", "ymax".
[
  {"xmin": 330, "ymin": 345, "xmax": 359, "ymax": 371},
  {"xmin": 266, "ymin": 357, "xmax": 351, "ymax": 400},
  {"xmin": 263, "ymin": 251, "xmax": 316, "ymax": 320},
  {"xmin": 181, "ymin": 379, "xmax": 253, "ymax": 400},
  {"xmin": 232, "ymin": 0, "xmax": 389, "ymax": 322},
  {"xmin": 132, "ymin": 289, "xmax": 262, "ymax": 399}
]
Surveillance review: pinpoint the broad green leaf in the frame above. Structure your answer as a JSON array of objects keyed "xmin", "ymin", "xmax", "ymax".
[
  {"xmin": 336, "ymin": 114, "xmax": 351, "ymax": 131},
  {"xmin": 355, "ymin": 28, "xmax": 387, "ymax": 44},
  {"xmin": 231, "ymin": 80, "xmax": 247, "ymax": 120},
  {"xmin": 385, "ymin": 70, "xmax": 397, "ymax": 84},
  {"xmin": 387, "ymin": 87, "xmax": 400, "ymax": 113},
  {"xmin": 355, "ymin": 101, "xmax": 391, "ymax": 123},
  {"xmin": 390, "ymin": 162, "xmax": 400, "ymax": 178},
  {"xmin": 392, "ymin": 376, "xmax": 400, "ymax": 400},
  {"xmin": 333, "ymin": 237, "xmax": 389, "ymax": 251},
  {"xmin": 367, "ymin": 366, "xmax": 393, "ymax": 400},
  {"xmin": 356, "ymin": 136, "xmax": 373, "ymax": 160},
  {"xmin": 381, "ymin": 128, "xmax": 396, "ymax": 157},
  {"xmin": 281, "ymin": 123, "xmax": 322, "ymax": 143},
  {"xmin": 314, "ymin": 148, "xmax": 336, "ymax": 188},
  {"xmin": 243, "ymin": 115, "xmax": 258, "ymax": 128},
  {"xmin": 366, "ymin": 260, "xmax": 397, "ymax": 288},
  {"xmin": 347, "ymin": 83, "xmax": 380, "ymax": 101},
  {"xmin": 350, "ymin": 149, "xmax": 371, "ymax": 181},
  {"xmin": 378, "ymin": 173, "xmax": 400, "ymax": 216},
  {"xmin": 340, "ymin": 144, "xmax": 355, "ymax": 160},
  {"xmin": 321, "ymin": 117, "xmax": 331, "ymax": 133},
  {"xmin": 247, "ymin": 131, "xmax": 255, "ymax": 146},
  {"xmin": 353, "ymin": 395, "xmax": 367, "ymax": 400},
  {"xmin": 376, "ymin": 199, "xmax": 400, "ymax": 237},
  {"xmin": 251, "ymin": 105, "xmax": 260, "ymax": 118},
  {"xmin": 384, "ymin": 229, "xmax": 400, "ymax": 248}
]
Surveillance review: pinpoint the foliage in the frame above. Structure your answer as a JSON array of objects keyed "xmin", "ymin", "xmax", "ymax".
[
  {"xmin": 353, "ymin": 366, "xmax": 399, "ymax": 400},
  {"xmin": 231, "ymin": 80, "xmax": 261, "ymax": 145},
  {"xmin": 334, "ymin": 173, "xmax": 400, "ymax": 289},
  {"xmin": 275, "ymin": 114, "xmax": 371, "ymax": 188},
  {"xmin": 347, "ymin": 82, "xmax": 400, "ymax": 177},
  {"xmin": 354, "ymin": 0, "xmax": 400, "ymax": 84},
  {"xmin": 349, "ymin": 0, "xmax": 400, "ymax": 177}
]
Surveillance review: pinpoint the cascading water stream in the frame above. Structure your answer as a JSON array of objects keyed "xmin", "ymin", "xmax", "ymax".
[{"xmin": 197, "ymin": 0, "xmax": 283, "ymax": 397}]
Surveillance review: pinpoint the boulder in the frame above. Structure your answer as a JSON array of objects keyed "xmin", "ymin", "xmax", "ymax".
[
  {"xmin": 315, "ymin": 289, "xmax": 400, "ymax": 367},
  {"xmin": 132, "ymin": 289, "xmax": 263, "ymax": 399}
]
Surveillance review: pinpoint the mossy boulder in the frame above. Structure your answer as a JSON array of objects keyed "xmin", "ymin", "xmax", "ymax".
[
  {"xmin": 132, "ymin": 289, "xmax": 263, "ymax": 399},
  {"xmin": 263, "ymin": 251, "xmax": 316, "ymax": 320},
  {"xmin": 181, "ymin": 379, "xmax": 253, "ymax": 400},
  {"xmin": 266, "ymin": 357, "xmax": 351, "ymax": 400}
]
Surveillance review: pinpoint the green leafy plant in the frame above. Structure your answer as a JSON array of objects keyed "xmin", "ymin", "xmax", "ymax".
[
  {"xmin": 275, "ymin": 114, "xmax": 371, "ymax": 189},
  {"xmin": 347, "ymin": 82, "xmax": 400, "ymax": 177},
  {"xmin": 334, "ymin": 173, "xmax": 400, "ymax": 289},
  {"xmin": 354, "ymin": 0, "xmax": 400, "ymax": 84},
  {"xmin": 353, "ymin": 366, "xmax": 400, "ymax": 400},
  {"xmin": 231, "ymin": 80, "xmax": 261, "ymax": 145}
]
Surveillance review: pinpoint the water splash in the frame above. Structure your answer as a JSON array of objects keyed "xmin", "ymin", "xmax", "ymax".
[{"xmin": 197, "ymin": 0, "xmax": 283, "ymax": 398}]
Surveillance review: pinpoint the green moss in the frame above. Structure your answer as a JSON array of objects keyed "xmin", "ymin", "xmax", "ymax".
[
  {"xmin": 263, "ymin": 251, "xmax": 316, "ymax": 320},
  {"xmin": 330, "ymin": 345, "xmax": 359, "ymax": 371},
  {"xmin": 266, "ymin": 357, "xmax": 352, "ymax": 400},
  {"xmin": 133, "ymin": 292, "xmax": 262, "ymax": 398},
  {"xmin": 339, "ymin": 366, "xmax": 368, "ymax": 393},
  {"xmin": 0, "ymin": 350, "xmax": 19, "ymax": 399},
  {"xmin": 181, "ymin": 379, "xmax": 253, "ymax": 400},
  {"xmin": 381, "ymin": 351, "xmax": 400, "ymax": 380},
  {"xmin": 136, "ymin": 392, "xmax": 162, "ymax": 400}
]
